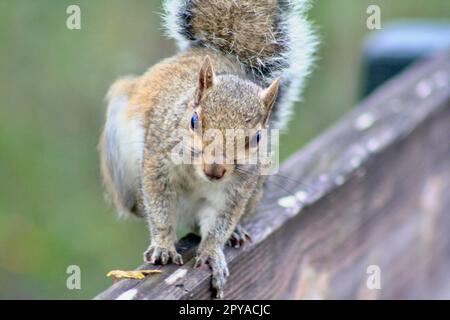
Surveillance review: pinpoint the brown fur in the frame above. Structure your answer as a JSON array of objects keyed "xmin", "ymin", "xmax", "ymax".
[{"xmin": 188, "ymin": 0, "xmax": 284, "ymax": 73}]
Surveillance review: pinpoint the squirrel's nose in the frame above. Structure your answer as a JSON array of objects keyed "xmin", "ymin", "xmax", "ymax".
[{"xmin": 203, "ymin": 164, "xmax": 226, "ymax": 181}]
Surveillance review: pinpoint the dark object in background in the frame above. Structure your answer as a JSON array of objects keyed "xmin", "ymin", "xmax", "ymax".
[{"xmin": 361, "ymin": 21, "xmax": 450, "ymax": 98}]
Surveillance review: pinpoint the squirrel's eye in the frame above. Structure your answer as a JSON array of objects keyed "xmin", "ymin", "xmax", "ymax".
[
  {"xmin": 190, "ymin": 112, "xmax": 199, "ymax": 130},
  {"xmin": 256, "ymin": 130, "xmax": 262, "ymax": 144}
]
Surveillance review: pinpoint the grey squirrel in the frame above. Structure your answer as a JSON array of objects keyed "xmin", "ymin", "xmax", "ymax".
[{"xmin": 99, "ymin": 0, "xmax": 317, "ymax": 298}]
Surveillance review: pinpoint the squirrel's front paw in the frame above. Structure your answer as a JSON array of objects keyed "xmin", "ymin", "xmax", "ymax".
[
  {"xmin": 143, "ymin": 245, "xmax": 183, "ymax": 265},
  {"xmin": 194, "ymin": 248, "xmax": 229, "ymax": 299}
]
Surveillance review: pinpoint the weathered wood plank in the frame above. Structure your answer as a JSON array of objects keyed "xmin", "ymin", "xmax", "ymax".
[{"xmin": 96, "ymin": 51, "xmax": 450, "ymax": 300}]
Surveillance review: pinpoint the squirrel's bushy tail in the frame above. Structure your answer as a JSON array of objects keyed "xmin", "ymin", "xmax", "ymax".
[{"xmin": 163, "ymin": 0, "xmax": 318, "ymax": 129}]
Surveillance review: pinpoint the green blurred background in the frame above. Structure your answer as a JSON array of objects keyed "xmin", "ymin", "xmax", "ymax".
[{"xmin": 0, "ymin": 0, "xmax": 448, "ymax": 299}]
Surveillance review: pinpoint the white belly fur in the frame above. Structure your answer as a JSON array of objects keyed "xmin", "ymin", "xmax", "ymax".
[{"xmin": 174, "ymin": 170, "xmax": 228, "ymax": 237}]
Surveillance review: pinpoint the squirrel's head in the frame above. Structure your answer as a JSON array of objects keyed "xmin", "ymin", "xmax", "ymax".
[{"xmin": 185, "ymin": 56, "xmax": 280, "ymax": 183}]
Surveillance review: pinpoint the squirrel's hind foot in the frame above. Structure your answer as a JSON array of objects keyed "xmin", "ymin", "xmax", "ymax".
[{"xmin": 226, "ymin": 225, "xmax": 252, "ymax": 248}]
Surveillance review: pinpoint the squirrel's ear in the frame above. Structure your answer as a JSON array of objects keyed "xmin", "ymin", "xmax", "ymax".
[
  {"xmin": 196, "ymin": 56, "xmax": 215, "ymax": 104},
  {"xmin": 260, "ymin": 77, "xmax": 280, "ymax": 122}
]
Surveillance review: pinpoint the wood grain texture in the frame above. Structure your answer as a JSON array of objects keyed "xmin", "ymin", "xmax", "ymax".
[{"xmin": 96, "ymin": 51, "xmax": 450, "ymax": 300}]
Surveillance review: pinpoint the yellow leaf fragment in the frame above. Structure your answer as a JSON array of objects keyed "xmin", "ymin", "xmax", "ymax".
[{"xmin": 107, "ymin": 269, "xmax": 162, "ymax": 280}]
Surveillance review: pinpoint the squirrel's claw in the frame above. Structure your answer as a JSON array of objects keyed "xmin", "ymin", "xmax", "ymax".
[
  {"xmin": 213, "ymin": 288, "xmax": 224, "ymax": 299},
  {"xmin": 171, "ymin": 252, "xmax": 184, "ymax": 265},
  {"xmin": 144, "ymin": 245, "xmax": 183, "ymax": 265},
  {"xmin": 194, "ymin": 255, "xmax": 207, "ymax": 269},
  {"xmin": 227, "ymin": 225, "xmax": 252, "ymax": 248}
]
